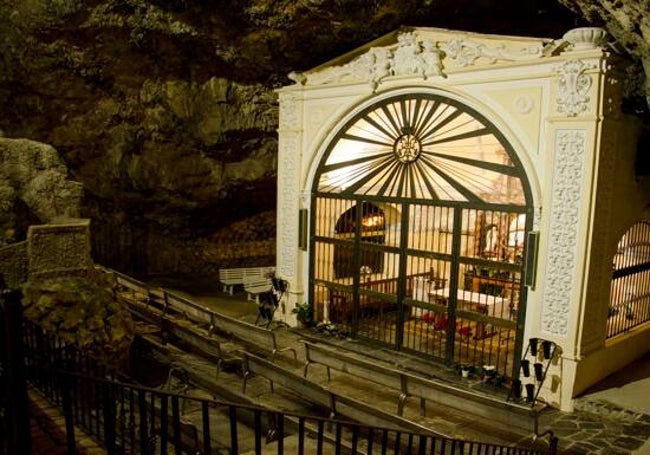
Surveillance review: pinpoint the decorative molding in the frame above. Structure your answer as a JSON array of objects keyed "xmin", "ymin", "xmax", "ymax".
[
  {"xmin": 555, "ymin": 60, "xmax": 595, "ymax": 117},
  {"xmin": 440, "ymin": 39, "xmax": 544, "ymax": 67},
  {"xmin": 278, "ymin": 137, "xmax": 299, "ymax": 279},
  {"xmin": 278, "ymin": 93, "xmax": 301, "ymax": 130},
  {"xmin": 290, "ymin": 32, "xmax": 444, "ymax": 90},
  {"xmin": 289, "ymin": 32, "xmax": 551, "ymax": 89},
  {"xmin": 542, "ymin": 130, "xmax": 586, "ymax": 336},
  {"xmin": 533, "ymin": 206, "xmax": 542, "ymax": 230}
]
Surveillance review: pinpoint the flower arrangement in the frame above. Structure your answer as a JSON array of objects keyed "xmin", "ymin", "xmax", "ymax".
[{"xmin": 292, "ymin": 302, "xmax": 313, "ymax": 327}]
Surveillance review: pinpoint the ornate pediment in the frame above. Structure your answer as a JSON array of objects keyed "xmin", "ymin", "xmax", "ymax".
[
  {"xmin": 289, "ymin": 30, "xmax": 549, "ymax": 90},
  {"xmin": 289, "ymin": 32, "xmax": 443, "ymax": 90},
  {"xmin": 439, "ymin": 39, "xmax": 544, "ymax": 67}
]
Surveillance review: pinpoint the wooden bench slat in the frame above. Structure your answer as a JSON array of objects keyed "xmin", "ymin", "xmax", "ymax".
[
  {"xmin": 302, "ymin": 340, "xmax": 406, "ymax": 414},
  {"xmin": 301, "ymin": 339, "xmax": 543, "ymax": 430},
  {"xmin": 211, "ymin": 312, "xmax": 296, "ymax": 361}
]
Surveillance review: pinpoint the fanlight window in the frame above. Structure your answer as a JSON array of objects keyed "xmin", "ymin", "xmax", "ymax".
[
  {"xmin": 311, "ymin": 93, "xmax": 532, "ymax": 378},
  {"xmin": 317, "ymin": 94, "xmax": 525, "ymax": 204},
  {"xmin": 608, "ymin": 221, "xmax": 650, "ymax": 338}
]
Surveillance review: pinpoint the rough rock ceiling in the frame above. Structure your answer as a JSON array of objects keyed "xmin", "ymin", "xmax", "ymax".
[
  {"xmin": 0, "ymin": 0, "xmax": 647, "ymax": 273},
  {"xmin": 559, "ymin": 0, "xmax": 650, "ymax": 111}
]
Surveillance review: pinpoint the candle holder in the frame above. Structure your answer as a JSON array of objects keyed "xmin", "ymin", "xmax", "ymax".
[
  {"xmin": 542, "ymin": 340, "xmax": 553, "ymax": 359},
  {"xmin": 525, "ymin": 383, "xmax": 535, "ymax": 403}
]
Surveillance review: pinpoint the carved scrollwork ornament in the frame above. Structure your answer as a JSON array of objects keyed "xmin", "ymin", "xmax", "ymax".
[
  {"xmin": 439, "ymin": 39, "xmax": 545, "ymax": 67},
  {"xmin": 555, "ymin": 60, "xmax": 596, "ymax": 117},
  {"xmin": 289, "ymin": 32, "xmax": 445, "ymax": 90},
  {"xmin": 542, "ymin": 129, "xmax": 586, "ymax": 335}
]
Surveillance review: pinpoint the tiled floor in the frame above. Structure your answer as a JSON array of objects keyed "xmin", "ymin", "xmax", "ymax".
[{"xmin": 28, "ymin": 388, "xmax": 106, "ymax": 455}]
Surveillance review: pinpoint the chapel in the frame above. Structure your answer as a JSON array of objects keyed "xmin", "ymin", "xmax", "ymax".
[{"xmin": 275, "ymin": 26, "xmax": 650, "ymax": 411}]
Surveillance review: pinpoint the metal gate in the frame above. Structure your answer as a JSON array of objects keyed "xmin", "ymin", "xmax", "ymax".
[{"xmin": 310, "ymin": 93, "xmax": 532, "ymax": 378}]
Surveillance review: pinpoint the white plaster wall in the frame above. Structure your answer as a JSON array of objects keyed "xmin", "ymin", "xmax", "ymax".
[{"xmin": 276, "ymin": 28, "xmax": 640, "ymax": 411}]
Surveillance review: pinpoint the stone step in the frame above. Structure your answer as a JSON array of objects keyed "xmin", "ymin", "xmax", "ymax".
[{"xmin": 240, "ymin": 433, "xmax": 339, "ymax": 455}]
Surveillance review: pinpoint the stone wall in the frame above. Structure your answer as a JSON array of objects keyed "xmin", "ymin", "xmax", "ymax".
[
  {"xmin": 27, "ymin": 220, "xmax": 93, "ymax": 279},
  {"xmin": 0, "ymin": 241, "xmax": 27, "ymax": 289}
]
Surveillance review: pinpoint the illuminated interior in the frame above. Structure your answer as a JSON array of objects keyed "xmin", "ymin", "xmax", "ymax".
[{"xmin": 311, "ymin": 93, "xmax": 531, "ymax": 377}]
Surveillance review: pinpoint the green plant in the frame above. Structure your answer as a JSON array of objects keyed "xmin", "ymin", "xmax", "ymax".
[{"xmin": 292, "ymin": 302, "xmax": 313, "ymax": 326}]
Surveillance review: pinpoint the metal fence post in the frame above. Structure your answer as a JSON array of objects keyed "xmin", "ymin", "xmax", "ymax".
[
  {"xmin": 1, "ymin": 288, "xmax": 31, "ymax": 455},
  {"xmin": 60, "ymin": 370, "xmax": 77, "ymax": 453},
  {"xmin": 103, "ymin": 381, "xmax": 117, "ymax": 455}
]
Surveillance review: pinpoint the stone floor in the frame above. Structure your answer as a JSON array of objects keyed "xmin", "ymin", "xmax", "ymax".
[{"xmin": 28, "ymin": 387, "xmax": 108, "ymax": 455}]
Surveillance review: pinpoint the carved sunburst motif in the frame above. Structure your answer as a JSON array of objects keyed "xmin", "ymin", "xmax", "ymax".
[{"xmin": 317, "ymin": 94, "xmax": 525, "ymax": 204}]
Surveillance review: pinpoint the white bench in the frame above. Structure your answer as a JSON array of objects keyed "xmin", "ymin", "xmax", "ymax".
[
  {"xmin": 218, "ymin": 266, "xmax": 274, "ymax": 295},
  {"xmin": 243, "ymin": 277, "xmax": 273, "ymax": 304}
]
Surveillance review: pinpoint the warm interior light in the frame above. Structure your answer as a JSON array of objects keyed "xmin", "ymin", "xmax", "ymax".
[
  {"xmin": 507, "ymin": 213, "xmax": 527, "ymax": 247},
  {"xmin": 362, "ymin": 215, "xmax": 384, "ymax": 228}
]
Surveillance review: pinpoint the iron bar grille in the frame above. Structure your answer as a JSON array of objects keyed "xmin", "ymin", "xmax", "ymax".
[
  {"xmin": 608, "ymin": 221, "xmax": 650, "ymax": 338},
  {"xmin": 311, "ymin": 93, "xmax": 532, "ymax": 380}
]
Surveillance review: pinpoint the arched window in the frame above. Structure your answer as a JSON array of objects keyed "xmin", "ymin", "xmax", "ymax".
[
  {"xmin": 608, "ymin": 221, "xmax": 650, "ymax": 338},
  {"xmin": 311, "ymin": 93, "xmax": 533, "ymax": 378},
  {"xmin": 334, "ymin": 202, "xmax": 386, "ymax": 278}
]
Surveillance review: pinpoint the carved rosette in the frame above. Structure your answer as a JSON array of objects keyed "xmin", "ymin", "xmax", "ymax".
[
  {"xmin": 513, "ymin": 95, "xmax": 535, "ymax": 115},
  {"xmin": 277, "ymin": 137, "xmax": 299, "ymax": 279},
  {"xmin": 542, "ymin": 130, "xmax": 586, "ymax": 335},
  {"xmin": 555, "ymin": 60, "xmax": 595, "ymax": 117}
]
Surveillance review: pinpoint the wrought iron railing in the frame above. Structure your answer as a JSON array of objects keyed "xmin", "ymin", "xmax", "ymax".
[
  {"xmin": 28, "ymin": 368, "xmax": 558, "ymax": 455},
  {"xmin": 18, "ymin": 320, "xmax": 557, "ymax": 455}
]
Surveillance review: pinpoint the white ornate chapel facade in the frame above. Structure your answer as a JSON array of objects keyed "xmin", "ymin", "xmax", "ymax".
[{"xmin": 274, "ymin": 26, "xmax": 650, "ymax": 411}]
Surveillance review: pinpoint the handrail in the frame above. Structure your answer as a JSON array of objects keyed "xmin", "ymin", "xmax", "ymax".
[
  {"xmin": 29, "ymin": 361, "xmax": 557, "ymax": 455},
  {"xmin": 98, "ymin": 265, "xmax": 297, "ymax": 360},
  {"xmin": 86, "ymin": 266, "xmax": 558, "ymax": 454}
]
